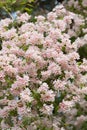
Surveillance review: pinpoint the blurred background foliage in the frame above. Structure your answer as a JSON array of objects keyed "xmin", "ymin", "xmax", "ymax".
[
  {"xmin": 0, "ymin": 0, "xmax": 35, "ymax": 19},
  {"xmin": 0, "ymin": 0, "xmax": 64, "ymax": 19}
]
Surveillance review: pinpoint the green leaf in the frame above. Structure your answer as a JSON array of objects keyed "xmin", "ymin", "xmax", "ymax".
[
  {"xmin": 22, "ymin": 116, "xmax": 36, "ymax": 127},
  {"xmin": 58, "ymin": 38, "xmax": 62, "ymax": 43},
  {"xmin": 22, "ymin": 117, "xmax": 30, "ymax": 126},
  {"xmin": 5, "ymin": 116, "xmax": 14, "ymax": 127},
  {"xmin": 81, "ymin": 121, "xmax": 87, "ymax": 130},
  {"xmin": 9, "ymin": 108, "xmax": 17, "ymax": 116},
  {"xmin": 70, "ymin": 36, "xmax": 76, "ymax": 43},
  {"xmin": 0, "ymin": 118, "xmax": 3, "ymax": 123},
  {"xmin": 62, "ymin": 46, "xmax": 66, "ymax": 54},
  {"xmin": 24, "ymin": 7, "xmax": 33, "ymax": 14}
]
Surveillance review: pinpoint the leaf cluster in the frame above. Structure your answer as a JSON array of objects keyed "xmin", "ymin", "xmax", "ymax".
[{"xmin": 0, "ymin": 0, "xmax": 35, "ymax": 19}]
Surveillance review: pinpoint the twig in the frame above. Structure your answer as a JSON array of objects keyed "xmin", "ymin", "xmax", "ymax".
[{"xmin": 2, "ymin": 6, "xmax": 14, "ymax": 20}]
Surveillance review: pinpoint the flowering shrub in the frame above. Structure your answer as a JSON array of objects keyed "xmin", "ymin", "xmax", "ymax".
[
  {"xmin": 63, "ymin": 0, "xmax": 87, "ymax": 59},
  {"xmin": 65, "ymin": 0, "xmax": 87, "ymax": 17},
  {"xmin": 64, "ymin": 0, "xmax": 87, "ymax": 35},
  {"xmin": 0, "ymin": 5, "xmax": 87, "ymax": 130}
]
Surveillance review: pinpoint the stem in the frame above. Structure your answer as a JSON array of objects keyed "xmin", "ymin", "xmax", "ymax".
[{"xmin": 3, "ymin": 6, "xmax": 14, "ymax": 20}]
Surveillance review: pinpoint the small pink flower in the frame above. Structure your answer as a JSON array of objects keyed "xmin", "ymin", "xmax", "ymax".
[
  {"xmin": 20, "ymin": 88, "xmax": 33, "ymax": 102},
  {"xmin": 40, "ymin": 104, "xmax": 54, "ymax": 115}
]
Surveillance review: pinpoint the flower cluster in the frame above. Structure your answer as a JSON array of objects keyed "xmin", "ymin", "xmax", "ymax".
[
  {"xmin": 64, "ymin": 0, "xmax": 87, "ymax": 34},
  {"xmin": 65, "ymin": 0, "xmax": 87, "ymax": 14},
  {"xmin": 0, "ymin": 4, "xmax": 87, "ymax": 130}
]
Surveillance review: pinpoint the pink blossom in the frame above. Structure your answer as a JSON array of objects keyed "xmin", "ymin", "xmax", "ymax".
[
  {"xmin": 40, "ymin": 104, "xmax": 54, "ymax": 115},
  {"xmin": 53, "ymin": 80, "xmax": 66, "ymax": 90},
  {"xmin": 82, "ymin": 0, "xmax": 87, "ymax": 7},
  {"xmin": 41, "ymin": 90, "xmax": 55, "ymax": 102},
  {"xmin": 16, "ymin": 12, "xmax": 31, "ymax": 23},
  {"xmin": 37, "ymin": 83, "xmax": 49, "ymax": 93},
  {"xmin": 20, "ymin": 88, "xmax": 33, "ymax": 102},
  {"xmin": 1, "ymin": 28, "xmax": 17, "ymax": 40}
]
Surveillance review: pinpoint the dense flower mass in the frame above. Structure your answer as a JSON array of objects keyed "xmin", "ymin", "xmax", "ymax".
[{"xmin": 0, "ymin": 4, "xmax": 87, "ymax": 130}]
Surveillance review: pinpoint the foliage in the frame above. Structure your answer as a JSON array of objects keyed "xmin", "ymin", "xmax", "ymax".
[{"xmin": 0, "ymin": 0, "xmax": 35, "ymax": 19}]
